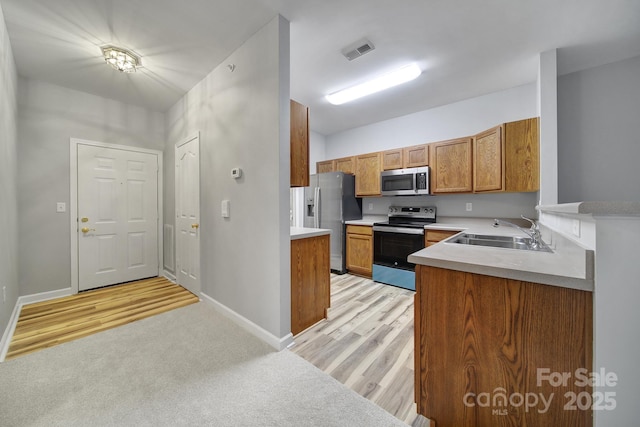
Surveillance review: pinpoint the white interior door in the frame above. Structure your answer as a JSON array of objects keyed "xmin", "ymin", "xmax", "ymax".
[
  {"xmin": 175, "ymin": 135, "xmax": 200, "ymax": 295},
  {"xmin": 77, "ymin": 144, "xmax": 159, "ymax": 291}
]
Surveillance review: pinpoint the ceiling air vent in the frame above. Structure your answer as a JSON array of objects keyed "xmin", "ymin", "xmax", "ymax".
[{"xmin": 342, "ymin": 39, "xmax": 375, "ymax": 61}]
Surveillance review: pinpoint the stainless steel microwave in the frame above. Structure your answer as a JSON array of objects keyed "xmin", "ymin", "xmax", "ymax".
[{"xmin": 380, "ymin": 166, "xmax": 430, "ymax": 196}]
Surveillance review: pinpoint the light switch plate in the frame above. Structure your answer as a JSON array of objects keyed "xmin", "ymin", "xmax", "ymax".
[
  {"xmin": 221, "ymin": 199, "xmax": 230, "ymax": 218},
  {"xmin": 56, "ymin": 202, "xmax": 66, "ymax": 213},
  {"xmin": 465, "ymin": 203, "xmax": 472, "ymax": 212}
]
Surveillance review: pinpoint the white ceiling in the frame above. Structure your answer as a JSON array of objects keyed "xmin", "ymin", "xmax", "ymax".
[{"xmin": 2, "ymin": 0, "xmax": 640, "ymax": 135}]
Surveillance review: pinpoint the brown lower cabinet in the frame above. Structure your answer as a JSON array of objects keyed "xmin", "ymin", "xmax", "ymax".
[
  {"xmin": 424, "ymin": 229, "xmax": 460, "ymax": 247},
  {"xmin": 291, "ymin": 234, "xmax": 330, "ymax": 335},
  {"xmin": 415, "ymin": 265, "xmax": 593, "ymax": 427},
  {"xmin": 346, "ymin": 225, "xmax": 373, "ymax": 277}
]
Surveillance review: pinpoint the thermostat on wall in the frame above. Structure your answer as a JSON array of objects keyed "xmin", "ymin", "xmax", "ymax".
[{"xmin": 231, "ymin": 167, "xmax": 242, "ymax": 179}]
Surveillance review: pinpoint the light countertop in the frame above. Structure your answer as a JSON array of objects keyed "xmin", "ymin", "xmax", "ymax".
[
  {"xmin": 345, "ymin": 215, "xmax": 386, "ymax": 226},
  {"xmin": 537, "ymin": 201, "xmax": 640, "ymax": 216},
  {"xmin": 290, "ymin": 227, "xmax": 331, "ymax": 240},
  {"xmin": 408, "ymin": 218, "xmax": 594, "ymax": 292}
]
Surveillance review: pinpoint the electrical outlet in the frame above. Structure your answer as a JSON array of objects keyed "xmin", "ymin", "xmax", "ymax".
[
  {"xmin": 2, "ymin": 286, "xmax": 6, "ymax": 303},
  {"xmin": 466, "ymin": 203, "xmax": 473, "ymax": 212},
  {"xmin": 368, "ymin": 203, "xmax": 374, "ymax": 211}
]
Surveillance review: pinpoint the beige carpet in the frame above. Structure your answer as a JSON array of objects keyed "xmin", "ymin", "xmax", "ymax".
[{"xmin": 0, "ymin": 301, "xmax": 407, "ymax": 426}]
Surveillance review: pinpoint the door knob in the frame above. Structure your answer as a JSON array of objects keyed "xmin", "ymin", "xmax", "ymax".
[
  {"xmin": 81, "ymin": 227, "xmax": 96, "ymax": 233},
  {"xmin": 191, "ymin": 223, "xmax": 199, "ymax": 229}
]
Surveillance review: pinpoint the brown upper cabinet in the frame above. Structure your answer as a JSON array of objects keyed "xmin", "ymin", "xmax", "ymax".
[
  {"xmin": 382, "ymin": 149, "xmax": 404, "ymax": 170},
  {"xmin": 470, "ymin": 117, "xmax": 540, "ymax": 193},
  {"xmin": 403, "ymin": 143, "xmax": 430, "ymax": 168},
  {"xmin": 473, "ymin": 125, "xmax": 505, "ymax": 192},
  {"xmin": 430, "ymin": 138, "xmax": 473, "ymax": 193},
  {"xmin": 290, "ymin": 100, "xmax": 309, "ymax": 187},
  {"xmin": 504, "ymin": 117, "xmax": 539, "ymax": 192},
  {"xmin": 316, "ymin": 156, "xmax": 356, "ymax": 175},
  {"xmin": 355, "ymin": 152, "xmax": 382, "ymax": 196},
  {"xmin": 314, "ymin": 116, "xmax": 539, "ymax": 195},
  {"xmin": 335, "ymin": 156, "xmax": 356, "ymax": 174},
  {"xmin": 316, "ymin": 160, "xmax": 334, "ymax": 173},
  {"xmin": 382, "ymin": 143, "xmax": 430, "ymax": 170}
]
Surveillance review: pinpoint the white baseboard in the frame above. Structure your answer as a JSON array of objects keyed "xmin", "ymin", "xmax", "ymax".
[
  {"xmin": 0, "ymin": 287, "xmax": 73, "ymax": 362},
  {"xmin": 163, "ymin": 271, "xmax": 177, "ymax": 283},
  {"xmin": 17, "ymin": 287, "xmax": 73, "ymax": 306},
  {"xmin": 200, "ymin": 292, "xmax": 293, "ymax": 351},
  {"xmin": 0, "ymin": 300, "xmax": 22, "ymax": 363}
]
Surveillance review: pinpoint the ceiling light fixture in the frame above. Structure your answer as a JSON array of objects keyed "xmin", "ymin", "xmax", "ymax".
[
  {"xmin": 101, "ymin": 45, "xmax": 141, "ymax": 73},
  {"xmin": 326, "ymin": 63, "xmax": 422, "ymax": 105}
]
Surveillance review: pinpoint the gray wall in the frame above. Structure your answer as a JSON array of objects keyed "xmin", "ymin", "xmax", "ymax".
[
  {"xmin": 309, "ymin": 130, "xmax": 326, "ymax": 175},
  {"xmin": 17, "ymin": 79, "xmax": 165, "ymax": 296},
  {"xmin": 558, "ymin": 54, "xmax": 640, "ymax": 203},
  {"xmin": 323, "ymin": 83, "xmax": 539, "ymax": 217},
  {"xmin": 0, "ymin": 3, "xmax": 18, "ymax": 335},
  {"xmin": 165, "ymin": 16, "xmax": 291, "ymax": 339}
]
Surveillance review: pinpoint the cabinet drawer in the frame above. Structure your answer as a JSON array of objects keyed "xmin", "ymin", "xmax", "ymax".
[
  {"xmin": 425, "ymin": 229, "xmax": 459, "ymax": 243},
  {"xmin": 346, "ymin": 225, "xmax": 373, "ymax": 236}
]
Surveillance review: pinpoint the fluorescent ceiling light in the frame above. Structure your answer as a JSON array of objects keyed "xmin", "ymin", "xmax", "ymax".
[{"xmin": 326, "ymin": 63, "xmax": 421, "ymax": 105}]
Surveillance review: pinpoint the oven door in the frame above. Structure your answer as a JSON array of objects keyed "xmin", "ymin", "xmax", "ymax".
[{"xmin": 372, "ymin": 226, "xmax": 424, "ymax": 270}]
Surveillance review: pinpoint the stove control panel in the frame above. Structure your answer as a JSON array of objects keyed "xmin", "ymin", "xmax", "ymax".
[{"xmin": 388, "ymin": 206, "xmax": 436, "ymax": 220}]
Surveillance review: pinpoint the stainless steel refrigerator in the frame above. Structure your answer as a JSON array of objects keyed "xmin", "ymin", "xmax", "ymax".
[{"xmin": 304, "ymin": 172, "xmax": 362, "ymax": 273}]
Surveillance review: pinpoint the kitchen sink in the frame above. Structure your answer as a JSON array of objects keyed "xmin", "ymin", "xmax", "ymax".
[{"xmin": 446, "ymin": 233, "xmax": 553, "ymax": 253}]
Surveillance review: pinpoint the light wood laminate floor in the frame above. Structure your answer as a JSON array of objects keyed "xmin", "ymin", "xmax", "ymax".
[
  {"xmin": 290, "ymin": 273, "xmax": 430, "ymax": 427},
  {"xmin": 6, "ymin": 277, "xmax": 198, "ymax": 360}
]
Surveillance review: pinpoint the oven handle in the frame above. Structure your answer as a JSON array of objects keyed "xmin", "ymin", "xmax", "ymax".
[{"xmin": 372, "ymin": 225, "xmax": 425, "ymax": 235}]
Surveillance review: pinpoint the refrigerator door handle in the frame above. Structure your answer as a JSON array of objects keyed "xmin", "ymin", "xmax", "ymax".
[{"xmin": 314, "ymin": 187, "xmax": 320, "ymax": 228}]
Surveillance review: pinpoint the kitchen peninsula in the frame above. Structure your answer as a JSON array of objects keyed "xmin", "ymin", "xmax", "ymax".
[
  {"xmin": 290, "ymin": 227, "xmax": 331, "ymax": 335},
  {"xmin": 408, "ymin": 218, "xmax": 594, "ymax": 426}
]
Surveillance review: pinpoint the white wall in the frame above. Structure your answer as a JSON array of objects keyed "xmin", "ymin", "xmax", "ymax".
[
  {"xmin": 324, "ymin": 83, "xmax": 539, "ymax": 217},
  {"xmin": 538, "ymin": 49, "xmax": 559, "ymax": 206},
  {"xmin": 592, "ymin": 216, "xmax": 640, "ymax": 426},
  {"xmin": 541, "ymin": 210, "xmax": 640, "ymax": 427},
  {"xmin": 325, "ymin": 83, "xmax": 537, "ymax": 156},
  {"xmin": 558, "ymin": 54, "xmax": 640, "ymax": 203},
  {"xmin": 17, "ymin": 79, "xmax": 165, "ymax": 296},
  {"xmin": 0, "ymin": 3, "xmax": 19, "ymax": 336},
  {"xmin": 309, "ymin": 130, "xmax": 326, "ymax": 175},
  {"xmin": 165, "ymin": 15, "xmax": 291, "ymax": 342}
]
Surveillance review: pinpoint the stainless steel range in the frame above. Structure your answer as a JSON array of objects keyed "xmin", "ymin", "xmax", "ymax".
[{"xmin": 372, "ymin": 206, "xmax": 436, "ymax": 290}]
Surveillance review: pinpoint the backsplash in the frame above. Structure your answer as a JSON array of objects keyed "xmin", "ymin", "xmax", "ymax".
[
  {"xmin": 539, "ymin": 211, "xmax": 596, "ymax": 249},
  {"xmin": 362, "ymin": 192, "xmax": 538, "ymax": 219}
]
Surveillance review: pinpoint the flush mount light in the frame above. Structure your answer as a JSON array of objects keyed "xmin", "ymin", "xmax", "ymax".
[
  {"xmin": 326, "ymin": 63, "xmax": 421, "ymax": 105},
  {"xmin": 101, "ymin": 45, "xmax": 141, "ymax": 73}
]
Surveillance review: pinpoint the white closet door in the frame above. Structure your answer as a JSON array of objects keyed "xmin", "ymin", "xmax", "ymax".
[{"xmin": 175, "ymin": 135, "xmax": 200, "ymax": 295}]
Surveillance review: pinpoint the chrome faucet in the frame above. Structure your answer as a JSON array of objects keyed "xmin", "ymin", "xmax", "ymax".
[{"xmin": 493, "ymin": 215, "xmax": 543, "ymax": 248}]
